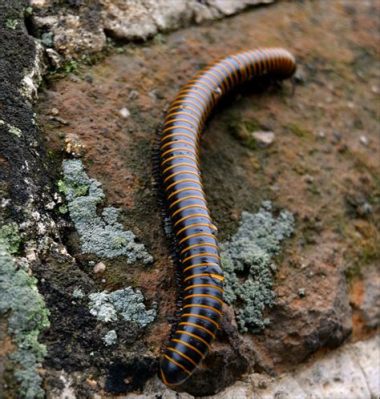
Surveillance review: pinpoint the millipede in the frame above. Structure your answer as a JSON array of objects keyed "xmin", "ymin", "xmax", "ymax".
[{"xmin": 158, "ymin": 48, "xmax": 297, "ymax": 386}]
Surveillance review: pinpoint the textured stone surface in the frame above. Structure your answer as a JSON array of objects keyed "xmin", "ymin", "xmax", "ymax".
[
  {"xmin": 125, "ymin": 336, "xmax": 380, "ymax": 399},
  {"xmin": 29, "ymin": 0, "xmax": 274, "ymax": 58},
  {"xmin": 1, "ymin": 0, "xmax": 380, "ymax": 397}
]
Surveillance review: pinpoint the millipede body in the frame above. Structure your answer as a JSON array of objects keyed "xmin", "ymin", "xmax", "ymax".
[{"xmin": 158, "ymin": 48, "xmax": 296, "ymax": 386}]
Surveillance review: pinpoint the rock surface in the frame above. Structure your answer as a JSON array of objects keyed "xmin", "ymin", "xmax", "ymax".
[
  {"xmin": 125, "ymin": 335, "xmax": 380, "ymax": 399},
  {"xmin": 29, "ymin": 0, "xmax": 274, "ymax": 59},
  {"xmin": 0, "ymin": 0, "xmax": 379, "ymax": 398}
]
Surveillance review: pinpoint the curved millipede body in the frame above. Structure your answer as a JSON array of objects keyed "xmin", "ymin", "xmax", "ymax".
[{"xmin": 159, "ymin": 48, "xmax": 296, "ymax": 386}]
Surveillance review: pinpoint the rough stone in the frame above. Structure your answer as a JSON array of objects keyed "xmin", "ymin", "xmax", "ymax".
[
  {"xmin": 29, "ymin": 0, "xmax": 274, "ymax": 58},
  {"xmin": 128, "ymin": 336, "xmax": 379, "ymax": 399},
  {"xmin": 361, "ymin": 264, "xmax": 380, "ymax": 328}
]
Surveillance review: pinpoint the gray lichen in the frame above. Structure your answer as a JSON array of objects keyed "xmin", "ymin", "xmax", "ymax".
[
  {"xmin": 61, "ymin": 159, "xmax": 152, "ymax": 263},
  {"xmin": 88, "ymin": 287, "xmax": 156, "ymax": 328},
  {"xmin": 221, "ymin": 201, "xmax": 294, "ymax": 332},
  {"xmin": 0, "ymin": 244, "xmax": 50, "ymax": 399},
  {"xmin": 103, "ymin": 330, "xmax": 117, "ymax": 346},
  {"xmin": 0, "ymin": 119, "xmax": 22, "ymax": 137}
]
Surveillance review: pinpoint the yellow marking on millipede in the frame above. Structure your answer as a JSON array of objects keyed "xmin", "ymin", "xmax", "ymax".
[
  {"xmin": 161, "ymin": 133, "xmax": 197, "ymax": 147},
  {"xmin": 163, "ymin": 117, "xmax": 197, "ymax": 129},
  {"xmin": 175, "ymin": 92, "xmax": 209, "ymax": 112},
  {"xmin": 178, "ymin": 232, "xmax": 215, "ymax": 245},
  {"xmin": 183, "ymin": 261, "xmax": 219, "ymax": 273},
  {"xmin": 184, "ymin": 293, "xmax": 224, "ymax": 306},
  {"xmin": 178, "ymin": 322, "xmax": 216, "ymax": 339},
  {"xmin": 164, "ymin": 173, "xmax": 201, "ymax": 185},
  {"xmin": 217, "ymin": 62, "xmax": 236, "ymax": 87},
  {"xmin": 176, "ymin": 329, "xmax": 211, "ymax": 348},
  {"xmin": 187, "ymin": 76, "xmax": 216, "ymax": 94},
  {"xmin": 172, "ymin": 204, "xmax": 209, "ymax": 218},
  {"xmin": 167, "ymin": 347, "xmax": 197, "ymax": 367},
  {"xmin": 162, "ymin": 124, "xmax": 197, "ymax": 135},
  {"xmin": 161, "ymin": 139, "xmax": 196, "ymax": 150},
  {"xmin": 165, "ymin": 110, "xmax": 200, "ymax": 125},
  {"xmin": 174, "ymin": 213, "xmax": 211, "ymax": 227},
  {"xmin": 165, "ymin": 178, "xmax": 202, "ymax": 192},
  {"xmin": 170, "ymin": 98, "xmax": 204, "ymax": 115},
  {"xmin": 163, "ymin": 162, "xmax": 198, "ymax": 176},
  {"xmin": 176, "ymin": 222, "xmax": 213, "ymax": 236},
  {"xmin": 224, "ymin": 58, "xmax": 242, "ymax": 82},
  {"xmin": 168, "ymin": 104, "xmax": 202, "ymax": 119},
  {"xmin": 161, "ymin": 147, "xmax": 198, "ymax": 159},
  {"xmin": 184, "ymin": 283, "xmax": 223, "ymax": 293},
  {"xmin": 181, "ymin": 314, "xmax": 219, "ymax": 329},
  {"xmin": 161, "ymin": 154, "xmax": 197, "ymax": 167},
  {"xmin": 183, "ymin": 273, "xmax": 224, "ymax": 282},
  {"xmin": 168, "ymin": 195, "xmax": 205, "ymax": 208},
  {"xmin": 172, "ymin": 338, "xmax": 204, "ymax": 358},
  {"xmin": 230, "ymin": 55, "xmax": 247, "ymax": 81},
  {"xmin": 181, "ymin": 83, "xmax": 214, "ymax": 106},
  {"xmin": 182, "ymin": 252, "xmax": 221, "ymax": 263},
  {"xmin": 160, "ymin": 368, "xmax": 170, "ymax": 386},
  {"xmin": 163, "ymin": 354, "xmax": 191, "ymax": 375},
  {"xmin": 180, "ymin": 242, "xmax": 219, "ymax": 255},
  {"xmin": 183, "ymin": 303, "xmax": 222, "ymax": 316}
]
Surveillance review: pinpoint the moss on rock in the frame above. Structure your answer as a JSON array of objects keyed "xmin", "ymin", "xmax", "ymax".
[
  {"xmin": 221, "ymin": 201, "xmax": 294, "ymax": 332},
  {"xmin": 0, "ymin": 223, "xmax": 20, "ymax": 254}
]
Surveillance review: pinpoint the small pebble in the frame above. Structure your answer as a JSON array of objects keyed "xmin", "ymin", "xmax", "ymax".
[
  {"xmin": 50, "ymin": 107, "xmax": 59, "ymax": 116},
  {"xmin": 360, "ymin": 135, "xmax": 369, "ymax": 146},
  {"xmin": 93, "ymin": 262, "xmax": 106, "ymax": 274},
  {"xmin": 303, "ymin": 175, "xmax": 314, "ymax": 184},
  {"xmin": 316, "ymin": 130, "xmax": 326, "ymax": 139},
  {"xmin": 119, "ymin": 107, "xmax": 130, "ymax": 118},
  {"xmin": 252, "ymin": 131, "xmax": 275, "ymax": 147},
  {"xmin": 298, "ymin": 288, "xmax": 306, "ymax": 298}
]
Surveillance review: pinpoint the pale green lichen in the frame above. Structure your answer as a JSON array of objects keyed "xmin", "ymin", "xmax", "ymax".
[
  {"xmin": 0, "ymin": 223, "xmax": 21, "ymax": 254},
  {"xmin": 0, "ymin": 244, "xmax": 50, "ymax": 399},
  {"xmin": 103, "ymin": 330, "xmax": 117, "ymax": 346},
  {"xmin": 0, "ymin": 119, "xmax": 22, "ymax": 137},
  {"xmin": 221, "ymin": 201, "xmax": 294, "ymax": 333},
  {"xmin": 88, "ymin": 287, "xmax": 156, "ymax": 328},
  {"xmin": 61, "ymin": 159, "xmax": 152, "ymax": 263}
]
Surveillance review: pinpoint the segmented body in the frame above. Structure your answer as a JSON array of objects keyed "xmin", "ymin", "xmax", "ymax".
[{"xmin": 159, "ymin": 48, "xmax": 296, "ymax": 386}]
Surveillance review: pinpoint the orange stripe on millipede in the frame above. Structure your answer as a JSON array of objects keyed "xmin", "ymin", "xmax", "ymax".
[
  {"xmin": 176, "ymin": 329, "xmax": 211, "ymax": 348},
  {"xmin": 172, "ymin": 338, "xmax": 204, "ymax": 358},
  {"xmin": 182, "ymin": 253, "xmax": 220, "ymax": 263},
  {"xmin": 183, "ymin": 273, "xmax": 224, "ymax": 282},
  {"xmin": 184, "ymin": 293, "xmax": 224, "ymax": 306},
  {"xmin": 167, "ymin": 347, "xmax": 197, "ymax": 367},
  {"xmin": 184, "ymin": 283, "xmax": 223, "ymax": 293},
  {"xmin": 172, "ymin": 204, "xmax": 209, "ymax": 218},
  {"xmin": 169, "ymin": 195, "xmax": 205, "ymax": 208},
  {"xmin": 161, "ymin": 154, "xmax": 197, "ymax": 167},
  {"xmin": 163, "ymin": 354, "xmax": 191, "ymax": 375},
  {"xmin": 180, "ymin": 242, "xmax": 218, "ymax": 255},
  {"xmin": 183, "ymin": 262, "xmax": 219, "ymax": 273},
  {"xmin": 180, "ymin": 314, "xmax": 219, "ymax": 329},
  {"xmin": 174, "ymin": 213, "xmax": 211, "ymax": 227},
  {"xmin": 161, "ymin": 139, "xmax": 196, "ymax": 150},
  {"xmin": 178, "ymin": 322, "xmax": 216, "ymax": 339},
  {"xmin": 183, "ymin": 303, "xmax": 222, "ymax": 316},
  {"xmin": 178, "ymin": 232, "xmax": 215, "ymax": 245},
  {"xmin": 163, "ymin": 162, "xmax": 198, "ymax": 175}
]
